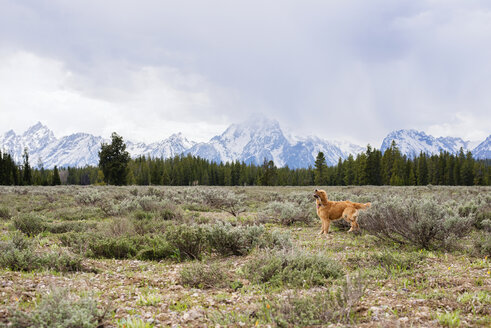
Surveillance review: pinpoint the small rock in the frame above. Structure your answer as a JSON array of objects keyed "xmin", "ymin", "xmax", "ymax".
[
  {"xmin": 182, "ymin": 309, "xmax": 201, "ymax": 321},
  {"xmin": 399, "ymin": 317, "xmax": 409, "ymax": 322}
]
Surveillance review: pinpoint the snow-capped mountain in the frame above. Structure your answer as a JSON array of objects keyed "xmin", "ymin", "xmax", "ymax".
[
  {"xmin": 381, "ymin": 129, "xmax": 472, "ymax": 158},
  {"xmin": 0, "ymin": 122, "xmax": 57, "ymax": 164},
  {"xmin": 1, "ymin": 122, "xmax": 489, "ymax": 169},
  {"xmin": 0, "ymin": 122, "xmax": 195, "ymax": 168},
  {"xmin": 127, "ymin": 133, "xmax": 196, "ymax": 159},
  {"xmin": 280, "ymin": 135, "xmax": 364, "ymax": 168},
  {"xmin": 186, "ymin": 117, "xmax": 291, "ymax": 166},
  {"xmin": 185, "ymin": 117, "xmax": 363, "ymax": 167},
  {"xmin": 472, "ymin": 135, "xmax": 491, "ymax": 159}
]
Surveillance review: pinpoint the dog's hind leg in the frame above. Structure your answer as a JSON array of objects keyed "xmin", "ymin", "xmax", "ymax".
[
  {"xmin": 343, "ymin": 208, "xmax": 359, "ymax": 232},
  {"xmin": 349, "ymin": 210, "xmax": 360, "ymax": 232}
]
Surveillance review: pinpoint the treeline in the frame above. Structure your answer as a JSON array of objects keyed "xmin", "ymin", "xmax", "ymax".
[
  {"xmin": 1, "ymin": 143, "xmax": 489, "ymax": 186},
  {"xmin": 314, "ymin": 142, "xmax": 489, "ymax": 186},
  {"xmin": 66, "ymin": 155, "xmax": 314, "ymax": 186},
  {"xmin": 0, "ymin": 149, "xmax": 61, "ymax": 186}
]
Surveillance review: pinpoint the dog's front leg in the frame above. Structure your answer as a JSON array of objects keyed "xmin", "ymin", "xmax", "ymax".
[{"xmin": 323, "ymin": 220, "xmax": 331, "ymax": 235}]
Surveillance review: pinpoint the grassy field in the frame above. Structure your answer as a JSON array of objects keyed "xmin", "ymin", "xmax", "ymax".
[{"xmin": 0, "ymin": 185, "xmax": 490, "ymax": 327}]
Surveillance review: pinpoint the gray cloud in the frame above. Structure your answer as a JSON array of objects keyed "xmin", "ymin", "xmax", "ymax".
[{"xmin": 1, "ymin": 0, "xmax": 490, "ymax": 146}]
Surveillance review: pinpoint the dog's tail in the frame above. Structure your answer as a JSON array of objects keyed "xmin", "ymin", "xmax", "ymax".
[{"xmin": 354, "ymin": 202, "xmax": 371, "ymax": 210}]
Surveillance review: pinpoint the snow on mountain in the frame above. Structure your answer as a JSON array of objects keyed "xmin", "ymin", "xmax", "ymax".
[
  {"xmin": 149, "ymin": 133, "xmax": 196, "ymax": 159},
  {"xmin": 126, "ymin": 133, "xmax": 196, "ymax": 159},
  {"xmin": 380, "ymin": 129, "xmax": 472, "ymax": 157},
  {"xmin": 0, "ymin": 123, "xmax": 196, "ymax": 168},
  {"xmin": 2, "ymin": 122, "xmax": 487, "ymax": 169},
  {"xmin": 472, "ymin": 135, "xmax": 491, "ymax": 159},
  {"xmin": 185, "ymin": 118, "xmax": 364, "ymax": 168},
  {"xmin": 40, "ymin": 133, "xmax": 106, "ymax": 168},
  {"xmin": 0, "ymin": 122, "xmax": 57, "ymax": 165},
  {"xmin": 186, "ymin": 117, "xmax": 291, "ymax": 166}
]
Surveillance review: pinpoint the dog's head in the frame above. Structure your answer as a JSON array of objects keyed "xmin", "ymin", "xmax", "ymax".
[{"xmin": 313, "ymin": 189, "xmax": 328, "ymax": 202}]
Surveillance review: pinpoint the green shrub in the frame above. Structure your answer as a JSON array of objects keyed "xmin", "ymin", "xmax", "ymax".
[
  {"xmin": 57, "ymin": 210, "xmax": 96, "ymax": 221},
  {"xmin": 137, "ymin": 195, "xmax": 161, "ymax": 212},
  {"xmin": 164, "ymin": 224, "xmax": 208, "ymax": 260},
  {"xmin": 132, "ymin": 218, "xmax": 169, "ymax": 235},
  {"xmin": 245, "ymin": 250, "xmax": 344, "ymax": 288},
  {"xmin": 0, "ymin": 242, "xmax": 42, "ymax": 271},
  {"xmin": 0, "ymin": 206, "xmax": 11, "ymax": 220},
  {"xmin": 136, "ymin": 236, "xmax": 178, "ymax": 261},
  {"xmin": 262, "ymin": 201, "xmax": 312, "ymax": 226},
  {"xmin": 88, "ymin": 236, "xmax": 139, "ymax": 259},
  {"xmin": 46, "ymin": 221, "xmax": 96, "ymax": 234},
  {"xmin": 179, "ymin": 261, "xmax": 228, "ymax": 289},
  {"xmin": 206, "ymin": 223, "xmax": 292, "ymax": 256},
  {"xmin": 207, "ymin": 223, "xmax": 265, "ymax": 256},
  {"xmin": 475, "ymin": 208, "xmax": 491, "ymax": 231},
  {"xmin": 75, "ymin": 190, "xmax": 103, "ymax": 205},
  {"xmin": 133, "ymin": 210, "xmax": 153, "ymax": 220},
  {"xmin": 0, "ymin": 233, "xmax": 83, "ymax": 272},
  {"xmin": 269, "ymin": 276, "xmax": 364, "ymax": 326},
  {"xmin": 5, "ymin": 288, "xmax": 107, "ymax": 328},
  {"xmin": 59, "ymin": 232, "xmax": 93, "ymax": 254},
  {"xmin": 472, "ymin": 232, "xmax": 491, "ymax": 257},
  {"xmin": 13, "ymin": 213, "xmax": 47, "ymax": 236},
  {"xmin": 360, "ymin": 197, "xmax": 473, "ymax": 250},
  {"xmin": 458, "ymin": 199, "xmax": 491, "ymax": 230},
  {"xmin": 88, "ymin": 234, "xmax": 179, "ymax": 261},
  {"xmin": 9, "ymin": 231, "xmax": 32, "ymax": 250},
  {"xmin": 103, "ymin": 217, "xmax": 136, "ymax": 237},
  {"xmin": 42, "ymin": 250, "xmax": 84, "ymax": 272},
  {"xmin": 158, "ymin": 205, "xmax": 182, "ymax": 221}
]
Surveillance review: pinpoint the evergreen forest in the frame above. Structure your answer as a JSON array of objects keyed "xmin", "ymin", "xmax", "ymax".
[{"xmin": 0, "ymin": 141, "xmax": 489, "ymax": 186}]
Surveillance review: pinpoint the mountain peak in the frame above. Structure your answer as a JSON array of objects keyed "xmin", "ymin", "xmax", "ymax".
[
  {"xmin": 1, "ymin": 122, "xmax": 489, "ymax": 169},
  {"xmin": 381, "ymin": 129, "xmax": 473, "ymax": 157},
  {"xmin": 472, "ymin": 134, "xmax": 491, "ymax": 159},
  {"xmin": 25, "ymin": 121, "xmax": 48, "ymax": 132},
  {"xmin": 23, "ymin": 121, "xmax": 54, "ymax": 139}
]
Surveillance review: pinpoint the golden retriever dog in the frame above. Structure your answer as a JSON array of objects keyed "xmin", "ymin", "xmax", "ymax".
[{"xmin": 313, "ymin": 189, "xmax": 371, "ymax": 235}]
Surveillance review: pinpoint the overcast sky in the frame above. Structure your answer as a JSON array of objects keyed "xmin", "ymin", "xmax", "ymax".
[{"xmin": 1, "ymin": 0, "xmax": 490, "ymax": 146}]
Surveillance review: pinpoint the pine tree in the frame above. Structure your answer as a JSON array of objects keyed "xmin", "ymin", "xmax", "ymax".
[
  {"xmin": 461, "ymin": 151, "xmax": 474, "ymax": 185},
  {"xmin": 417, "ymin": 152, "xmax": 428, "ymax": 185},
  {"xmin": 98, "ymin": 132, "xmax": 130, "ymax": 185},
  {"xmin": 365, "ymin": 145, "xmax": 382, "ymax": 185},
  {"xmin": 354, "ymin": 153, "xmax": 368, "ymax": 185},
  {"xmin": 22, "ymin": 148, "xmax": 32, "ymax": 185},
  {"xmin": 314, "ymin": 152, "xmax": 328, "ymax": 185},
  {"xmin": 52, "ymin": 165, "xmax": 61, "ymax": 185},
  {"xmin": 344, "ymin": 154, "xmax": 355, "ymax": 185},
  {"xmin": 258, "ymin": 159, "xmax": 277, "ymax": 186}
]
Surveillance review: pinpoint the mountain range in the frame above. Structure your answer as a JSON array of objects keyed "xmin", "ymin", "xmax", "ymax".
[{"xmin": 0, "ymin": 119, "xmax": 489, "ymax": 169}]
